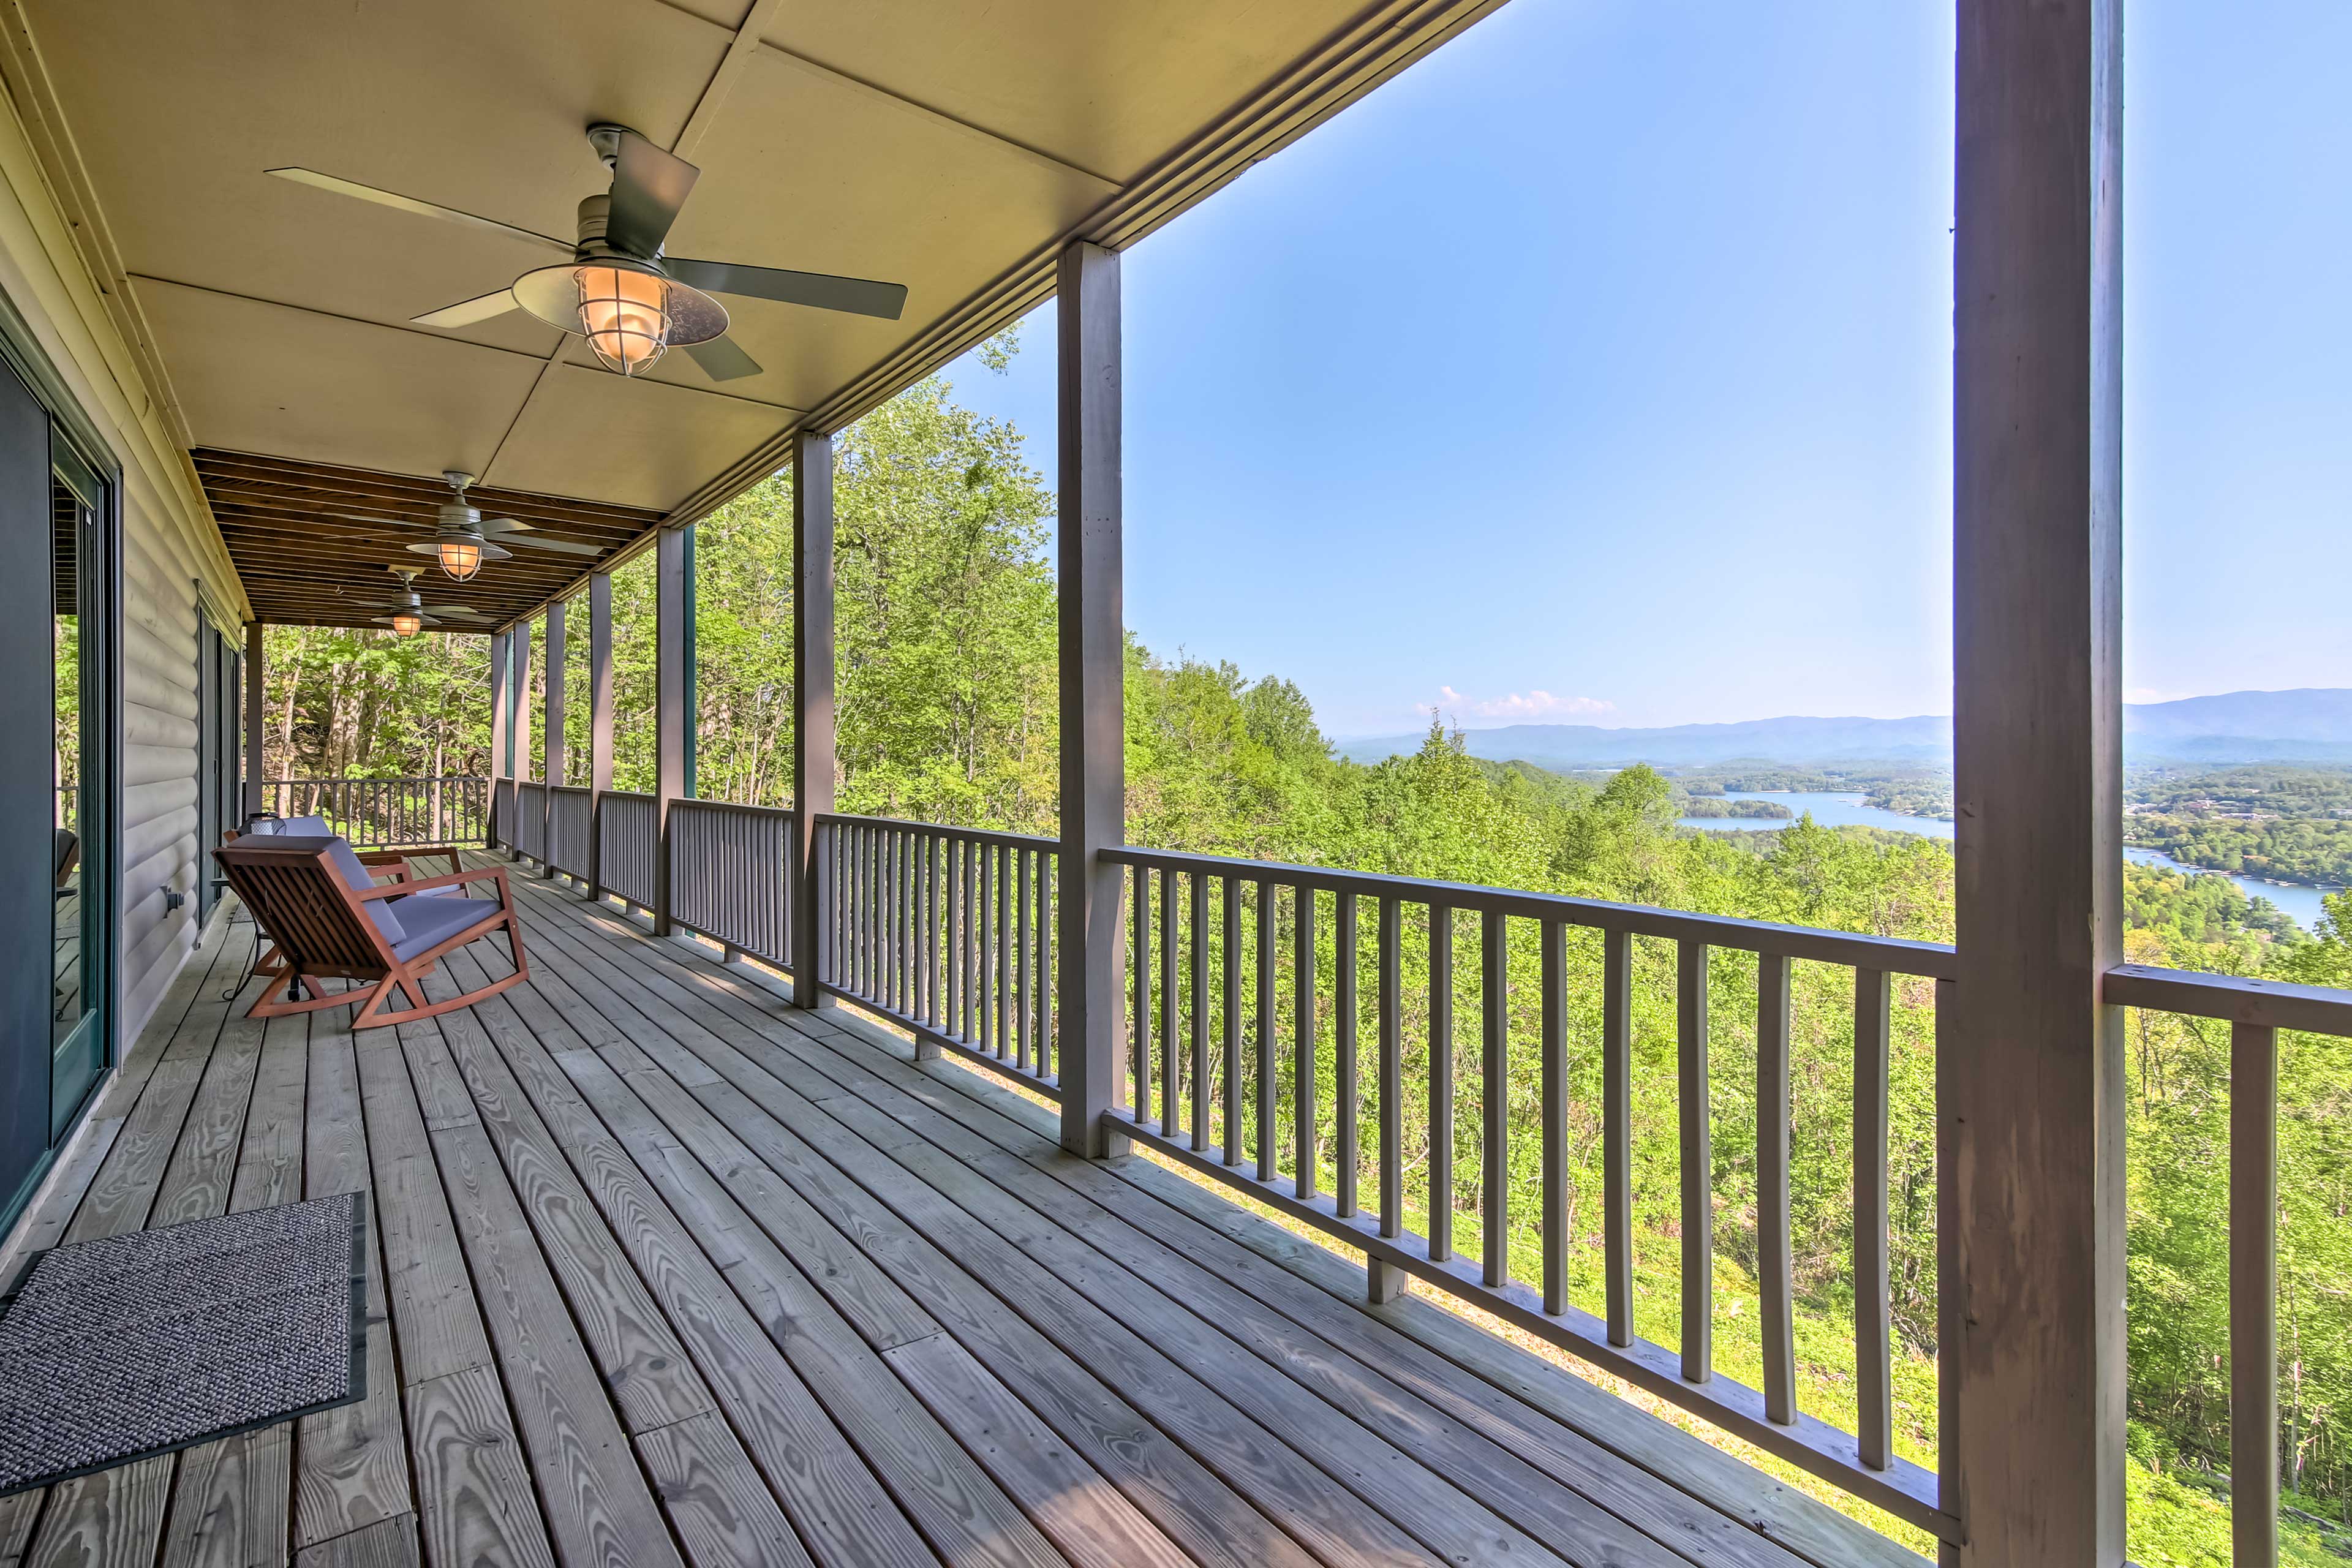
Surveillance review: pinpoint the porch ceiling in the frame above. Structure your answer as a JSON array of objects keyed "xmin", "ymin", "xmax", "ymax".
[
  {"xmin": 10, "ymin": 0, "xmax": 1507, "ymax": 626},
  {"xmin": 194, "ymin": 449, "xmax": 662, "ymax": 631}
]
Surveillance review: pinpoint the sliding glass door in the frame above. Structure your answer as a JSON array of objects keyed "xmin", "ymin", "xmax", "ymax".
[
  {"xmin": 0, "ymin": 354, "xmax": 113, "ymax": 1227},
  {"xmin": 49, "ymin": 444, "xmax": 108, "ymax": 1134}
]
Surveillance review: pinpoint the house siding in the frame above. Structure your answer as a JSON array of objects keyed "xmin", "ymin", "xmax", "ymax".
[
  {"xmin": 118, "ymin": 497, "xmax": 205, "ymax": 1032},
  {"xmin": 0, "ymin": 81, "xmax": 247, "ymax": 1058}
]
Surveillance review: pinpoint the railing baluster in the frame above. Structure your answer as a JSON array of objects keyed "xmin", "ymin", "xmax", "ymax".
[
  {"xmin": 946, "ymin": 837, "xmax": 965, "ymax": 1038},
  {"xmin": 1335, "ymin": 891, "xmax": 1359, "ymax": 1217},
  {"xmin": 1678, "ymin": 938, "xmax": 1711, "ymax": 1383},
  {"xmin": 1221, "ymin": 876, "xmax": 1242, "ymax": 1166},
  {"xmin": 1016, "ymin": 848, "xmax": 1034, "ymax": 1071},
  {"xmin": 890, "ymin": 829, "xmax": 906, "ymax": 1011},
  {"xmin": 1429, "ymin": 902, "xmax": 1454, "ymax": 1264},
  {"xmin": 925, "ymin": 832, "xmax": 941, "ymax": 1030},
  {"xmin": 984, "ymin": 839, "xmax": 997, "ymax": 1049},
  {"xmin": 997, "ymin": 843, "xmax": 1012, "ymax": 1061},
  {"xmin": 1853, "ymin": 967, "xmax": 1893, "ymax": 1469},
  {"xmin": 1294, "ymin": 885, "xmax": 1316, "ymax": 1200},
  {"xmin": 1256, "ymin": 879, "xmax": 1276, "ymax": 1183},
  {"xmin": 1374, "ymin": 894, "xmax": 1404, "ymax": 1302},
  {"xmin": 1036, "ymin": 851, "xmax": 1054, "ymax": 1079},
  {"xmin": 1540, "ymin": 919, "xmax": 1566, "ymax": 1314},
  {"xmin": 1160, "ymin": 865, "xmax": 1178, "ymax": 1137},
  {"xmin": 1758, "ymin": 953, "xmax": 1796, "ymax": 1425},
  {"xmin": 1481, "ymin": 909, "xmax": 1509, "ymax": 1289},
  {"xmin": 1132, "ymin": 864, "xmax": 1152, "ymax": 1111},
  {"xmin": 1190, "ymin": 870, "xmax": 1210, "ymax": 1153},
  {"xmin": 2234, "ymin": 1020, "xmax": 2278, "ymax": 1568}
]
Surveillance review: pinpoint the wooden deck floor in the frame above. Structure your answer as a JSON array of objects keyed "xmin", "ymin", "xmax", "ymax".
[{"xmin": 0, "ymin": 854, "xmax": 1923, "ymax": 1568}]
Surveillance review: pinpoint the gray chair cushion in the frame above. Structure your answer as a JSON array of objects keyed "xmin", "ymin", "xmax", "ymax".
[
  {"xmin": 248, "ymin": 815, "xmax": 335, "ymax": 839},
  {"xmin": 314, "ymin": 836, "xmax": 406, "ymax": 946},
  {"xmin": 388, "ymin": 893, "xmax": 502, "ymax": 962}
]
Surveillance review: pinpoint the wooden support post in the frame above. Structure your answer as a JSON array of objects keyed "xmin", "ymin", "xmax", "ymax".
[
  {"xmin": 654, "ymin": 525, "xmax": 692, "ymax": 935},
  {"xmin": 541, "ymin": 598, "xmax": 565, "ymax": 877},
  {"xmin": 1056, "ymin": 238, "xmax": 1124, "ymax": 1159},
  {"xmin": 588, "ymin": 573, "xmax": 614, "ymax": 901},
  {"xmin": 1367, "ymin": 1255, "xmax": 1407, "ymax": 1305},
  {"xmin": 242, "ymin": 620, "xmax": 265, "ymax": 818},
  {"xmin": 489, "ymin": 627, "xmax": 511, "ymax": 847},
  {"xmin": 2233, "ymin": 1022, "xmax": 2278, "ymax": 1568},
  {"xmin": 1949, "ymin": 0, "xmax": 2125, "ymax": 1559},
  {"xmin": 792, "ymin": 430, "xmax": 835, "ymax": 1009}
]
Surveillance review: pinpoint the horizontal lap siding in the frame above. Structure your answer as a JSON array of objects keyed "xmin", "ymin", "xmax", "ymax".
[{"xmin": 117, "ymin": 493, "xmax": 203, "ymax": 1044}]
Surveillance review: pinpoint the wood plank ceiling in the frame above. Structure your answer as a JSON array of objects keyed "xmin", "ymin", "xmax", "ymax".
[
  {"xmin": 194, "ymin": 450, "xmax": 662, "ymax": 630},
  {"xmin": 10, "ymin": 0, "xmax": 1512, "ymax": 631}
]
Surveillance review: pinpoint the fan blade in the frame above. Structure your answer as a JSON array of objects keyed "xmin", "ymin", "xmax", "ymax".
[
  {"xmin": 417, "ymin": 605, "xmax": 489, "ymax": 617},
  {"xmin": 479, "ymin": 519, "xmax": 603, "ymax": 556},
  {"xmin": 684, "ymin": 335, "xmax": 763, "ymax": 382},
  {"xmin": 606, "ymin": 130, "xmax": 698, "ymax": 257},
  {"xmin": 413, "ymin": 289, "xmax": 521, "ymax": 329},
  {"xmin": 266, "ymin": 168, "xmax": 570, "ymax": 252},
  {"xmin": 667, "ymin": 258, "xmax": 906, "ymax": 320}
]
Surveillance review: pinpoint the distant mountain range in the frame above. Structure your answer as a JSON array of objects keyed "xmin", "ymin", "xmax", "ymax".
[{"xmin": 1336, "ymin": 689, "xmax": 2352, "ymax": 769}]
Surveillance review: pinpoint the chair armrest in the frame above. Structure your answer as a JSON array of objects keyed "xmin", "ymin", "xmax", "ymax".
[{"xmin": 355, "ymin": 864, "xmax": 510, "ymax": 903}]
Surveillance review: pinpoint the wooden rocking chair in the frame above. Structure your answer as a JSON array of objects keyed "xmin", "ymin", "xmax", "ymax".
[
  {"xmin": 222, "ymin": 816, "xmax": 464, "ymax": 980},
  {"xmin": 212, "ymin": 835, "xmax": 529, "ymax": 1028}
]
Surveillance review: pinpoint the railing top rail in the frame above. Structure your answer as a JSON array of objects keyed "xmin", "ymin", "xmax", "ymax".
[
  {"xmin": 816, "ymin": 812, "xmax": 1057, "ymax": 854},
  {"xmin": 2106, "ymin": 962, "xmax": 2352, "ymax": 1036},
  {"xmin": 546, "ymin": 783, "xmax": 592, "ymax": 796},
  {"xmin": 598, "ymin": 789, "xmax": 655, "ymax": 803},
  {"xmin": 1107, "ymin": 843, "xmax": 1960, "ymax": 979},
  {"xmin": 675, "ymin": 797, "xmax": 796, "ymax": 821},
  {"xmin": 263, "ymin": 775, "xmax": 486, "ymax": 783}
]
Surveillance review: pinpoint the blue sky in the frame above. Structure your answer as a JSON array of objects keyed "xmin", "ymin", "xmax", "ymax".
[{"xmin": 939, "ymin": 1, "xmax": 2352, "ymax": 738}]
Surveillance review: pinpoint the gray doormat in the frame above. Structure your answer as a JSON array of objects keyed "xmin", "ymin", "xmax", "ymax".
[{"xmin": 0, "ymin": 1192, "xmax": 368, "ymax": 1494}]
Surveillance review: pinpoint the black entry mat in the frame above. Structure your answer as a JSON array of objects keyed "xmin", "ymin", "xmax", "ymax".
[{"xmin": 0, "ymin": 1192, "xmax": 367, "ymax": 1493}]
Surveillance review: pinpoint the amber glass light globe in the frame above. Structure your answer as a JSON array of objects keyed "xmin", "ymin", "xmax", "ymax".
[
  {"xmin": 390, "ymin": 612, "xmax": 423, "ymax": 637},
  {"xmin": 576, "ymin": 265, "xmax": 670, "ymax": 375},
  {"xmin": 437, "ymin": 538, "xmax": 483, "ymax": 581}
]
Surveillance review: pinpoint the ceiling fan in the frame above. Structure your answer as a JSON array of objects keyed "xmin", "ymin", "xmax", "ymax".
[
  {"xmin": 357, "ymin": 567, "xmax": 490, "ymax": 636},
  {"xmin": 269, "ymin": 123, "xmax": 908, "ymax": 382},
  {"xmin": 334, "ymin": 470, "xmax": 604, "ymax": 582}
]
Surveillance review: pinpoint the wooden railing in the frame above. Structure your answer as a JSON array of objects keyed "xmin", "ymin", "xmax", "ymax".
[
  {"xmin": 1102, "ymin": 843, "xmax": 1956, "ymax": 1534},
  {"xmin": 260, "ymin": 776, "xmax": 488, "ymax": 847},
  {"xmin": 480, "ymin": 793, "xmax": 2336, "ymax": 1558},
  {"xmin": 817, "ymin": 814, "xmax": 1060, "ymax": 1098},
  {"xmin": 510, "ymin": 781, "xmax": 546, "ymax": 863},
  {"xmin": 597, "ymin": 791, "xmax": 657, "ymax": 908},
  {"xmin": 546, "ymin": 785, "xmax": 593, "ymax": 880},
  {"xmin": 669, "ymin": 799, "xmax": 795, "ymax": 965},
  {"xmin": 2103, "ymin": 965, "xmax": 2352, "ymax": 1568}
]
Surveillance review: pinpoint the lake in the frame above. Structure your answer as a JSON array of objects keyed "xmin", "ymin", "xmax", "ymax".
[{"xmin": 1678, "ymin": 791, "xmax": 2338, "ymax": 930}]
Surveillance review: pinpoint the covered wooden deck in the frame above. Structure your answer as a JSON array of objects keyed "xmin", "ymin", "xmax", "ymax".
[{"xmin": 0, "ymin": 856, "xmax": 1918, "ymax": 1568}]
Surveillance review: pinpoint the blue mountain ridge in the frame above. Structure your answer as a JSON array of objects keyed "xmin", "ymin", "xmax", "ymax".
[{"xmin": 1333, "ymin": 688, "xmax": 2352, "ymax": 769}]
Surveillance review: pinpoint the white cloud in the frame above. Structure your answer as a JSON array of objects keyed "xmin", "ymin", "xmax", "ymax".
[{"xmin": 1417, "ymin": 687, "xmax": 1615, "ymax": 723}]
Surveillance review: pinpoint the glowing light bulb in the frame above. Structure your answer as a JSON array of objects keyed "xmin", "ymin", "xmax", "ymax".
[
  {"xmin": 575, "ymin": 265, "xmax": 671, "ymax": 375},
  {"xmin": 437, "ymin": 538, "xmax": 483, "ymax": 581},
  {"xmin": 390, "ymin": 612, "xmax": 423, "ymax": 636}
]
